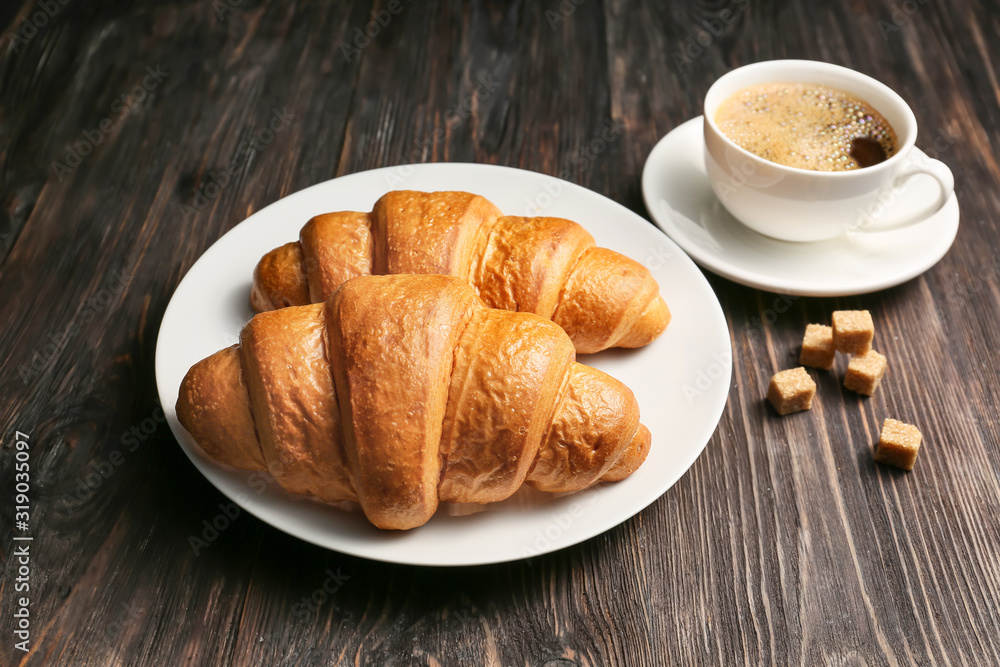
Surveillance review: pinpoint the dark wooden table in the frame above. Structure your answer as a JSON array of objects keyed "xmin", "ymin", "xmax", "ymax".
[{"xmin": 3, "ymin": 1, "xmax": 999, "ymax": 665}]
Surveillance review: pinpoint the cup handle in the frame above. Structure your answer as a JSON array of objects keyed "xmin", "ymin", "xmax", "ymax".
[{"xmin": 851, "ymin": 153, "xmax": 955, "ymax": 235}]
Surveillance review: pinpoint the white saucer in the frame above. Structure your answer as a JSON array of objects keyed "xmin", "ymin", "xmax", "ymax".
[{"xmin": 641, "ymin": 117, "xmax": 960, "ymax": 296}]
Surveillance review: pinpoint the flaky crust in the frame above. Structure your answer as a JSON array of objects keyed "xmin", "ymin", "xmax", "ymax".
[
  {"xmin": 240, "ymin": 304, "xmax": 356, "ymax": 502},
  {"xmin": 177, "ymin": 274, "xmax": 650, "ymax": 530},
  {"xmin": 250, "ymin": 190, "xmax": 670, "ymax": 353},
  {"xmin": 177, "ymin": 345, "xmax": 264, "ymax": 471}
]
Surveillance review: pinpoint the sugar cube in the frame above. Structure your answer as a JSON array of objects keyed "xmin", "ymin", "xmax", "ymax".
[
  {"xmin": 800, "ymin": 324, "xmax": 835, "ymax": 370},
  {"xmin": 844, "ymin": 349, "xmax": 887, "ymax": 396},
  {"xmin": 767, "ymin": 367, "xmax": 817, "ymax": 416},
  {"xmin": 874, "ymin": 418, "xmax": 922, "ymax": 470},
  {"xmin": 832, "ymin": 310, "xmax": 874, "ymax": 354}
]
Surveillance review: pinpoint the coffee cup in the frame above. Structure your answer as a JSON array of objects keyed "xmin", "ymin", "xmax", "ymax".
[{"xmin": 703, "ymin": 60, "xmax": 955, "ymax": 242}]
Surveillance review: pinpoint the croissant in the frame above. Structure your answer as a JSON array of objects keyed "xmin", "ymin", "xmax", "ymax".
[
  {"xmin": 177, "ymin": 274, "xmax": 651, "ymax": 530},
  {"xmin": 250, "ymin": 190, "xmax": 670, "ymax": 354}
]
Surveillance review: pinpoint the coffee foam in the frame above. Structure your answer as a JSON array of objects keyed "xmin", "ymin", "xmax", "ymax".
[{"xmin": 715, "ymin": 83, "xmax": 898, "ymax": 171}]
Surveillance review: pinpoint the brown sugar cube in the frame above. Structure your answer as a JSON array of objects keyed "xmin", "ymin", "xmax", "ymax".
[
  {"xmin": 767, "ymin": 367, "xmax": 816, "ymax": 416},
  {"xmin": 843, "ymin": 349, "xmax": 887, "ymax": 396},
  {"xmin": 832, "ymin": 310, "xmax": 874, "ymax": 354},
  {"xmin": 874, "ymin": 418, "xmax": 922, "ymax": 470},
  {"xmin": 799, "ymin": 324, "xmax": 835, "ymax": 370}
]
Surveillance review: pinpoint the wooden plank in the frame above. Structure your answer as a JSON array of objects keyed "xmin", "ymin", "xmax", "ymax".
[{"xmin": 1, "ymin": 0, "xmax": 999, "ymax": 664}]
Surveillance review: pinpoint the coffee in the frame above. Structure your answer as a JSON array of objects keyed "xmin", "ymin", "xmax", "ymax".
[{"xmin": 715, "ymin": 83, "xmax": 898, "ymax": 171}]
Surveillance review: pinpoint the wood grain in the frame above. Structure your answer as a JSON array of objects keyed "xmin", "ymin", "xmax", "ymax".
[{"xmin": 2, "ymin": 0, "xmax": 999, "ymax": 665}]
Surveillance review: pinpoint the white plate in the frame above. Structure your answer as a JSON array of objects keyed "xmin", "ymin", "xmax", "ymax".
[
  {"xmin": 642, "ymin": 117, "xmax": 960, "ymax": 296},
  {"xmin": 156, "ymin": 163, "xmax": 732, "ymax": 566}
]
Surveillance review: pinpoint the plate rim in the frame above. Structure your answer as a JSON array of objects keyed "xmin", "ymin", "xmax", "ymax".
[{"xmin": 155, "ymin": 162, "xmax": 733, "ymax": 566}]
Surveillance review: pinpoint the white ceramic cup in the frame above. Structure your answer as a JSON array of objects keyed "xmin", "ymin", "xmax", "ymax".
[{"xmin": 703, "ymin": 60, "xmax": 955, "ymax": 242}]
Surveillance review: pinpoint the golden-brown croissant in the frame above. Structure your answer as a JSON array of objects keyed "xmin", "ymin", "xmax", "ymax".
[
  {"xmin": 178, "ymin": 274, "xmax": 651, "ymax": 530},
  {"xmin": 250, "ymin": 190, "xmax": 670, "ymax": 354}
]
